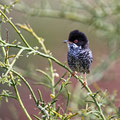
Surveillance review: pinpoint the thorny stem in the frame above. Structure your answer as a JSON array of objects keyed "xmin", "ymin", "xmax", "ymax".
[
  {"xmin": 5, "ymin": 49, "xmax": 23, "ymax": 76},
  {"xmin": 0, "ymin": 38, "xmax": 32, "ymax": 119},
  {"xmin": 0, "ymin": 10, "xmax": 30, "ymax": 48},
  {"xmin": 12, "ymin": 70, "xmax": 38, "ymax": 103},
  {"xmin": 0, "ymin": 41, "xmax": 106, "ymax": 120},
  {"xmin": 51, "ymin": 74, "xmax": 71, "ymax": 104},
  {"xmin": 9, "ymin": 72, "xmax": 32, "ymax": 120},
  {"xmin": 0, "ymin": 94, "xmax": 17, "ymax": 99},
  {"xmin": 20, "ymin": 25, "xmax": 56, "ymax": 109},
  {"xmin": 11, "ymin": 69, "xmax": 49, "ymax": 118},
  {"xmin": 36, "ymin": 69, "xmax": 52, "ymax": 81},
  {"xmin": 0, "ymin": 24, "xmax": 7, "ymax": 64},
  {"xmin": 0, "ymin": 10, "xmax": 49, "ymax": 118},
  {"xmin": 0, "ymin": 43, "xmax": 49, "ymax": 119},
  {"xmin": 42, "ymin": 44, "xmax": 55, "ymax": 109},
  {"xmin": 0, "ymin": 10, "xmax": 106, "ymax": 120}
]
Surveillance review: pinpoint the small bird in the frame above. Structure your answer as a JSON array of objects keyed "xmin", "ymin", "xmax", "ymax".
[{"xmin": 64, "ymin": 30, "xmax": 93, "ymax": 87}]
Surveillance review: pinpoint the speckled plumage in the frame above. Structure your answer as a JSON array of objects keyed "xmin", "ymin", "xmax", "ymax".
[
  {"xmin": 67, "ymin": 43, "xmax": 92, "ymax": 74},
  {"xmin": 66, "ymin": 30, "xmax": 93, "ymax": 74}
]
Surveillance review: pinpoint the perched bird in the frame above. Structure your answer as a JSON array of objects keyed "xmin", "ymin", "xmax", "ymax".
[{"xmin": 64, "ymin": 30, "xmax": 93, "ymax": 87}]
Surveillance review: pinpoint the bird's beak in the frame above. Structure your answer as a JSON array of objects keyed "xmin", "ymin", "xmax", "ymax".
[{"xmin": 64, "ymin": 40, "xmax": 68, "ymax": 43}]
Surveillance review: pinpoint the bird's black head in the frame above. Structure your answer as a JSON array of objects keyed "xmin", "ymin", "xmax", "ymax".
[{"xmin": 68, "ymin": 30, "xmax": 89, "ymax": 48}]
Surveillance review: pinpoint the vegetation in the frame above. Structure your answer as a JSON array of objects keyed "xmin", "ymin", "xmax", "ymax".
[{"xmin": 0, "ymin": 0, "xmax": 120, "ymax": 120}]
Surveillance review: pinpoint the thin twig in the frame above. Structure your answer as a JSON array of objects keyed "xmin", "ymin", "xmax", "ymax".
[
  {"xmin": 16, "ymin": 23, "xmax": 56, "ymax": 110},
  {"xmin": 0, "ymin": 10, "xmax": 30, "ymax": 48},
  {"xmin": 54, "ymin": 72, "xmax": 67, "ymax": 88},
  {"xmin": 11, "ymin": 69, "xmax": 49, "ymax": 118},
  {"xmin": 9, "ymin": 72, "xmax": 32, "ymax": 120},
  {"xmin": 0, "ymin": 94, "xmax": 17, "ymax": 100},
  {"xmin": 36, "ymin": 69, "xmax": 52, "ymax": 81},
  {"xmin": 5, "ymin": 49, "xmax": 23, "ymax": 76},
  {"xmin": 65, "ymin": 88, "xmax": 70, "ymax": 113},
  {"xmin": 37, "ymin": 89, "xmax": 43, "ymax": 102}
]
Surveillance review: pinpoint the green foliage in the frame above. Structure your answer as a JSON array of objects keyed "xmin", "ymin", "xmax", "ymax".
[
  {"xmin": 1, "ymin": 0, "xmax": 120, "ymax": 84},
  {"xmin": 0, "ymin": 1, "xmax": 120, "ymax": 120}
]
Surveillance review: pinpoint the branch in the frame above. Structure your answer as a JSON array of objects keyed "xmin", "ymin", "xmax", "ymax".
[
  {"xmin": 9, "ymin": 72, "xmax": 32, "ymax": 120},
  {"xmin": 0, "ymin": 39, "xmax": 106, "ymax": 120},
  {"xmin": 11, "ymin": 69, "xmax": 49, "ymax": 118},
  {"xmin": 0, "ymin": 94, "xmax": 17, "ymax": 100},
  {"xmin": 0, "ymin": 10, "xmax": 106, "ymax": 119},
  {"xmin": 4, "ymin": 49, "xmax": 23, "ymax": 76},
  {"xmin": 0, "ymin": 10, "xmax": 30, "ymax": 48}
]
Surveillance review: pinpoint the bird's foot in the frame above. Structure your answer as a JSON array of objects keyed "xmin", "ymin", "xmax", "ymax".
[
  {"xmin": 81, "ymin": 81, "xmax": 87, "ymax": 89},
  {"xmin": 81, "ymin": 73, "xmax": 87, "ymax": 89},
  {"xmin": 71, "ymin": 71, "xmax": 76, "ymax": 77}
]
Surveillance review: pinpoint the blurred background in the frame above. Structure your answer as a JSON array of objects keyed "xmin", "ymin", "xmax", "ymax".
[{"xmin": 0, "ymin": 0, "xmax": 120, "ymax": 119}]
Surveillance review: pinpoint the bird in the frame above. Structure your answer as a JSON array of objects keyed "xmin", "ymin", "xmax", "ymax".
[{"xmin": 64, "ymin": 30, "xmax": 93, "ymax": 87}]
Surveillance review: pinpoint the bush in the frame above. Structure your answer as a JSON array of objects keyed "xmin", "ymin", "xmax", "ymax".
[{"xmin": 0, "ymin": 1, "xmax": 120, "ymax": 120}]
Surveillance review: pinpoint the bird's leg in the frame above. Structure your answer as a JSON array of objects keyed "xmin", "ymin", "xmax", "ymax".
[
  {"xmin": 80, "ymin": 73, "xmax": 83, "ymax": 78},
  {"xmin": 84, "ymin": 73, "xmax": 87, "ymax": 86},
  {"xmin": 82, "ymin": 73, "xmax": 87, "ymax": 88}
]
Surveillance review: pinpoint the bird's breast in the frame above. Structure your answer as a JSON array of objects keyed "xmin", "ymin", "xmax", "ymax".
[{"xmin": 67, "ymin": 48, "xmax": 92, "ymax": 73}]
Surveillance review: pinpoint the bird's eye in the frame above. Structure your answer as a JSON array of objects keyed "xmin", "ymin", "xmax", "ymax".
[{"xmin": 74, "ymin": 40, "xmax": 78, "ymax": 43}]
